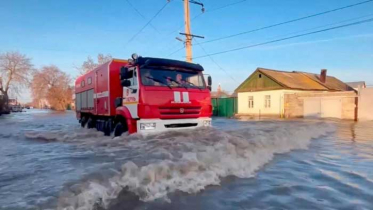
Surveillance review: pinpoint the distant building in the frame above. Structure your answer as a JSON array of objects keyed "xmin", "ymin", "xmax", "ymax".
[
  {"xmin": 211, "ymin": 84, "xmax": 231, "ymax": 98},
  {"xmin": 235, "ymin": 68, "xmax": 357, "ymax": 120},
  {"xmin": 346, "ymin": 81, "xmax": 366, "ymax": 91}
]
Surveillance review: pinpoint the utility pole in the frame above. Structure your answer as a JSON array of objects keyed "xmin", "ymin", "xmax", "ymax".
[
  {"xmin": 176, "ymin": 0, "xmax": 204, "ymax": 63},
  {"xmin": 184, "ymin": 0, "xmax": 192, "ymax": 62}
]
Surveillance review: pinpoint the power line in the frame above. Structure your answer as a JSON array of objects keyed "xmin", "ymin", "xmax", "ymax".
[
  {"xmin": 205, "ymin": 0, "xmax": 248, "ymax": 14},
  {"xmin": 200, "ymin": 0, "xmax": 373, "ymax": 44},
  {"xmin": 166, "ymin": 0, "xmax": 248, "ymax": 36},
  {"xmin": 169, "ymin": 1, "xmax": 248, "ymax": 59},
  {"xmin": 168, "ymin": 34, "xmax": 238, "ymax": 83},
  {"xmin": 124, "ymin": 1, "xmax": 170, "ymax": 47},
  {"xmin": 125, "ymin": 0, "xmax": 159, "ymax": 33},
  {"xmin": 191, "ymin": 0, "xmax": 248, "ymax": 20},
  {"xmin": 194, "ymin": 17, "xmax": 373, "ymax": 59},
  {"xmin": 195, "ymin": 40, "xmax": 238, "ymax": 82},
  {"xmin": 249, "ymin": 13, "xmax": 373, "ymax": 50},
  {"xmin": 168, "ymin": 46, "xmax": 185, "ymax": 56}
]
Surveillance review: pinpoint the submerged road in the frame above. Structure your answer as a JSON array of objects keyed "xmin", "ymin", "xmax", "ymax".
[{"xmin": 0, "ymin": 110, "xmax": 372, "ymax": 210}]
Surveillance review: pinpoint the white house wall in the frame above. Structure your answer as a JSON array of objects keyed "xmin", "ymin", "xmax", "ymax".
[
  {"xmin": 358, "ymin": 87, "xmax": 373, "ymax": 121},
  {"xmin": 238, "ymin": 90, "xmax": 307, "ymax": 116}
]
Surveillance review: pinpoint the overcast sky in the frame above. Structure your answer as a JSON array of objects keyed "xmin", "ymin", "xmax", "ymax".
[{"xmin": 1, "ymin": 0, "xmax": 373, "ymax": 102}]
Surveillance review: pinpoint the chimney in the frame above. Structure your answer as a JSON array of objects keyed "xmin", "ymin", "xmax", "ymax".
[{"xmin": 320, "ymin": 69, "xmax": 327, "ymax": 83}]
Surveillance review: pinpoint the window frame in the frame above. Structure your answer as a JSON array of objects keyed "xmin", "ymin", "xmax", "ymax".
[
  {"xmin": 81, "ymin": 80, "xmax": 85, "ymax": 87},
  {"xmin": 128, "ymin": 67, "xmax": 138, "ymax": 87},
  {"xmin": 248, "ymin": 96, "xmax": 254, "ymax": 108},
  {"xmin": 264, "ymin": 95, "xmax": 271, "ymax": 108},
  {"xmin": 87, "ymin": 77, "xmax": 92, "ymax": 85}
]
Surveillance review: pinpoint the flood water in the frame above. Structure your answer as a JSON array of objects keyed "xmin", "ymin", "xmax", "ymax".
[{"xmin": 0, "ymin": 110, "xmax": 372, "ymax": 210}]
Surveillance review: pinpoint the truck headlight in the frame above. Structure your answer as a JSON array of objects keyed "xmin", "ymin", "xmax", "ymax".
[
  {"xmin": 140, "ymin": 123, "xmax": 156, "ymax": 130},
  {"xmin": 203, "ymin": 120, "xmax": 211, "ymax": 126}
]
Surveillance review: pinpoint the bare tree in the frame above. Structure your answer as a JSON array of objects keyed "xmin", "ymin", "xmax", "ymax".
[
  {"xmin": 31, "ymin": 65, "xmax": 73, "ymax": 111},
  {"xmin": 0, "ymin": 52, "xmax": 33, "ymax": 104},
  {"xmin": 77, "ymin": 53, "xmax": 112, "ymax": 75}
]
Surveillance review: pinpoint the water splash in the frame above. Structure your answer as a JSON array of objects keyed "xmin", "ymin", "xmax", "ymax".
[{"xmin": 45, "ymin": 122, "xmax": 335, "ymax": 210}]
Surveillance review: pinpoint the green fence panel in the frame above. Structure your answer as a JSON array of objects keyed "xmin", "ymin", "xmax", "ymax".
[
  {"xmin": 212, "ymin": 97, "xmax": 237, "ymax": 117},
  {"xmin": 211, "ymin": 98, "xmax": 218, "ymax": 116}
]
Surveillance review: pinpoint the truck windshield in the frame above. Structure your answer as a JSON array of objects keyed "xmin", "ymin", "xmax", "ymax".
[{"xmin": 140, "ymin": 68, "xmax": 206, "ymax": 89}]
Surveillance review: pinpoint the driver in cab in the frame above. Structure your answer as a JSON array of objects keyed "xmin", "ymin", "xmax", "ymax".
[{"xmin": 167, "ymin": 73, "xmax": 186, "ymax": 87}]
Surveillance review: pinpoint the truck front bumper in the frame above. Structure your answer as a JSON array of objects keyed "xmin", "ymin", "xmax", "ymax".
[{"xmin": 136, "ymin": 117, "xmax": 212, "ymax": 134}]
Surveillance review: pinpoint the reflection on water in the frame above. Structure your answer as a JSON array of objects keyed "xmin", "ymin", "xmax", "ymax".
[
  {"xmin": 337, "ymin": 121, "xmax": 373, "ymax": 142},
  {"xmin": 0, "ymin": 110, "xmax": 372, "ymax": 210}
]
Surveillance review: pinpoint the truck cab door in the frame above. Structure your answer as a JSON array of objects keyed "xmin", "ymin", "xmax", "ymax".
[{"xmin": 122, "ymin": 67, "xmax": 139, "ymax": 118}]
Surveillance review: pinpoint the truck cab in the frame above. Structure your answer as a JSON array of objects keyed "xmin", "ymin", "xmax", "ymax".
[{"xmin": 116, "ymin": 55, "xmax": 212, "ymax": 135}]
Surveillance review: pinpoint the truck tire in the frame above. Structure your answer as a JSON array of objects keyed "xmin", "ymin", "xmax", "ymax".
[
  {"xmin": 104, "ymin": 120, "xmax": 111, "ymax": 136},
  {"xmin": 87, "ymin": 118, "xmax": 94, "ymax": 129},
  {"xmin": 114, "ymin": 122, "xmax": 128, "ymax": 137},
  {"xmin": 81, "ymin": 116, "xmax": 87, "ymax": 128}
]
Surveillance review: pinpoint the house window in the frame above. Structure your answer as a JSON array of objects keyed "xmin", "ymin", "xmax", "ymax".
[
  {"xmin": 265, "ymin": 95, "xmax": 271, "ymax": 108},
  {"xmin": 81, "ymin": 80, "xmax": 85, "ymax": 87},
  {"xmin": 87, "ymin": 77, "xmax": 92, "ymax": 85},
  {"xmin": 248, "ymin": 96, "xmax": 254, "ymax": 108},
  {"xmin": 259, "ymin": 74, "xmax": 262, "ymax": 78}
]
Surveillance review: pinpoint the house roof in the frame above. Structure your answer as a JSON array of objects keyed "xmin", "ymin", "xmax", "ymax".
[
  {"xmin": 301, "ymin": 72, "xmax": 353, "ymax": 91},
  {"xmin": 236, "ymin": 68, "xmax": 355, "ymax": 92},
  {"xmin": 258, "ymin": 68, "xmax": 327, "ymax": 90},
  {"xmin": 345, "ymin": 81, "xmax": 366, "ymax": 89}
]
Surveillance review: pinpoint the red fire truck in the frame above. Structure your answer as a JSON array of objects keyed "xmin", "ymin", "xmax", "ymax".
[{"xmin": 75, "ymin": 54, "xmax": 212, "ymax": 136}]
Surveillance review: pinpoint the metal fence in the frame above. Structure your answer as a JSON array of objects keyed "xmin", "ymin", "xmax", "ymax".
[{"xmin": 211, "ymin": 97, "xmax": 237, "ymax": 118}]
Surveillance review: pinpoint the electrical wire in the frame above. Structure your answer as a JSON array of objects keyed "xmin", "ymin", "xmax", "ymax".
[
  {"xmin": 166, "ymin": 0, "xmax": 248, "ymax": 36},
  {"xmin": 124, "ymin": 1, "xmax": 171, "ymax": 47},
  {"xmin": 262, "ymin": 13, "xmax": 373, "ymax": 42},
  {"xmin": 175, "ymin": 4, "xmax": 237, "ymax": 84},
  {"xmin": 200, "ymin": 0, "xmax": 373, "ymax": 44},
  {"xmin": 168, "ymin": 46, "xmax": 185, "ymax": 56},
  {"xmin": 205, "ymin": 0, "xmax": 248, "ymax": 14},
  {"xmin": 194, "ymin": 17, "xmax": 373, "ymax": 59},
  {"xmin": 195, "ymin": 40, "xmax": 238, "ymax": 82},
  {"xmin": 191, "ymin": 0, "xmax": 248, "ymax": 20},
  {"xmin": 125, "ymin": 0, "xmax": 159, "ymax": 33}
]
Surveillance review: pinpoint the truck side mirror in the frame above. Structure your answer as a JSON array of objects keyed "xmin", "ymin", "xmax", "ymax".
[
  {"xmin": 207, "ymin": 76, "xmax": 212, "ymax": 86},
  {"xmin": 120, "ymin": 67, "xmax": 129, "ymax": 80},
  {"xmin": 115, "ymin": 97, "xmax": 122, "ymax": 108},
  {"xmin": 121, "ymin": 80, "xmax": 131, "ymax": 87}
]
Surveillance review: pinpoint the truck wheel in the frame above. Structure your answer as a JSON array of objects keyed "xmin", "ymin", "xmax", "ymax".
[
  {"xmin": 104, "ymin": 120, "xmax": 111, "ymax": 136},
  {"xmin": 114, "ymin": 122, "xmax": 125, "ymax": 136},
  {"xmin": 81, "ymin": 116, "xmax": 87, "ymax": 128},
  {"xmin": 87, "ymin": 118, "xmax": 94, "ymax": 129}
]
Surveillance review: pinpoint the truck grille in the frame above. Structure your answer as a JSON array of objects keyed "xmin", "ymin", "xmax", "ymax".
[{"xmin": 159, "ymin": 106, "xmax": 201, "ymax": 117}]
